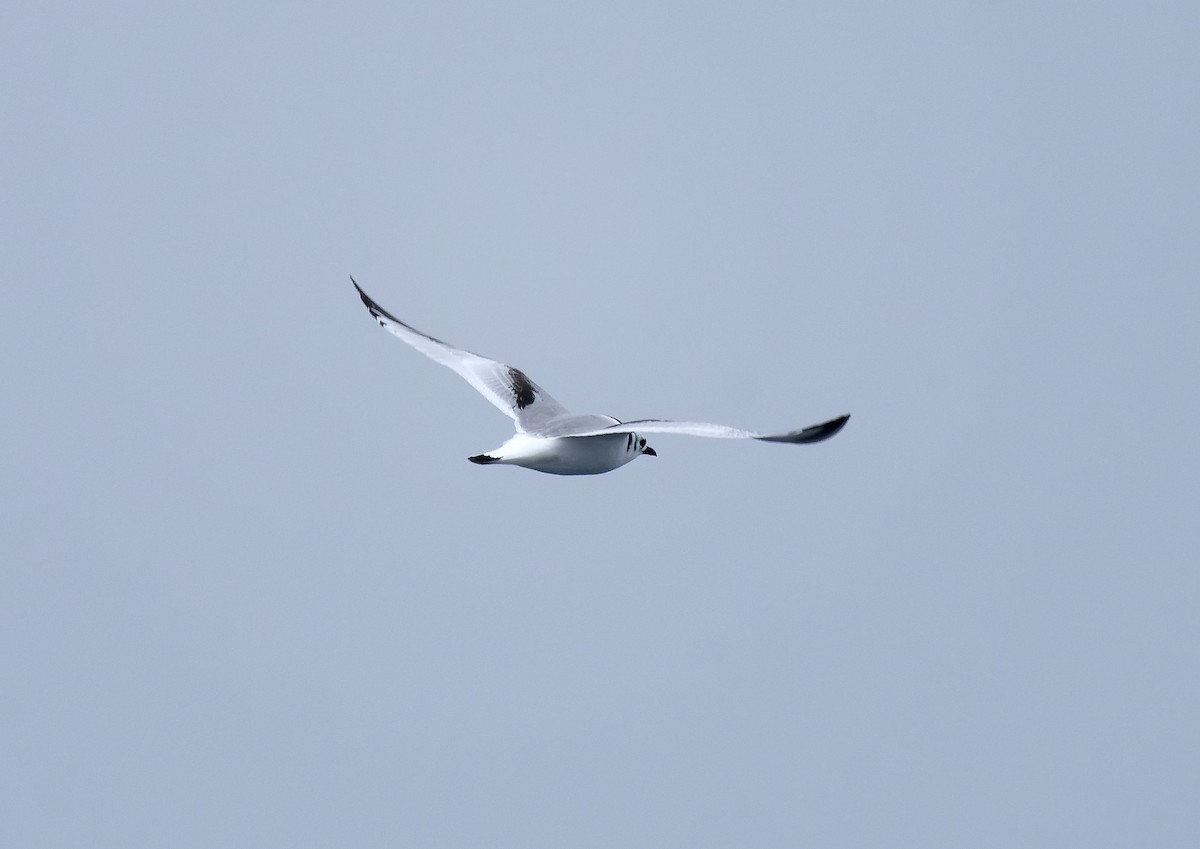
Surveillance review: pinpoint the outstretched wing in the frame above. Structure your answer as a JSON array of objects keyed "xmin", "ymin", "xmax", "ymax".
[
  {"xmin": 352, "ymin": 278, "xmax": 572, "ymax": 432},
  {"xmin": 553, "ymin": 414, "xmax": 850, "ymax": 444}
]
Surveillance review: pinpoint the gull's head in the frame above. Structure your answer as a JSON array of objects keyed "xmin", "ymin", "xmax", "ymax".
[{"xmin": 637, "ymin": 435, "xmax": 656, "ymax": 457}]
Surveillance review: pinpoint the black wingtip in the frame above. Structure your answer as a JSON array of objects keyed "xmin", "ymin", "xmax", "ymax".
[
  {"xmin": 468, "ymin": 454, "xmax": 500, "ymax": 465},
  {"xmin": 797, "ymin": 413, "xmax": 850, "ymax": 443},
  {"xmin": 350, "ymin": 275, "xmax": 373, "ymax": 310},
  {"xmin": 759, "ymin": 413, "xmax": 851, "ymax": 444},
  {"xmin": 350, "ymin": 276, "xmax": 407, "ymax": 326}
]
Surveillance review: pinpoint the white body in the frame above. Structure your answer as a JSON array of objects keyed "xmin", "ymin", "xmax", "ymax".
[{"xmin": 478, "ymin": 433, "xmax": 647, "ymax": 476}]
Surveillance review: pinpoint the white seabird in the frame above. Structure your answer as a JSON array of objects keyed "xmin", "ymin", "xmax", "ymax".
[{"xmin": 353, "ymin": 278, "xmax": 849, "ymax": 476}]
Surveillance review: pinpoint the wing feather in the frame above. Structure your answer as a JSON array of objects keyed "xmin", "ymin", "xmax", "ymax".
[
  {"xmin": 555, "ymin": 414, "xmax": 850, "ymax": 444},
  {"xmin": 352, "ymin": 278, "xmax": 571, "ymax": 432}
]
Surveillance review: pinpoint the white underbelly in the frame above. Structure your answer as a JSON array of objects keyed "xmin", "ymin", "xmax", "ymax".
[{"xmin": 501, "ymin": 434, "xmax": 633, "ymax": 476}]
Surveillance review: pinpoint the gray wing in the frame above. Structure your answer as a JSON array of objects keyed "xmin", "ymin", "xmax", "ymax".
[
  {"xmin": 555, "ymin": 414, "xmax": 850, "ymax": 444},
  {"xmin": 352, "ymin": 278, "xmax": 572, "ymax": 433}
]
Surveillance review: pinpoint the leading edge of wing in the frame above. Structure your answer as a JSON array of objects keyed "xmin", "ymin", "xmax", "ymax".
[{"xmin": 556, "ymin": 413, "xmax": 850, "ymax": 443}]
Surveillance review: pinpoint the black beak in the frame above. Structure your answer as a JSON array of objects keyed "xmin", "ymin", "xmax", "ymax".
[{"xmin": 642, "ymin": 446, "xmax": 657, "ymax": 456}]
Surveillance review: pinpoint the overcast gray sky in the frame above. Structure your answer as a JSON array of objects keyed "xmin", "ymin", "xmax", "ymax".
[{"xmin": 3, "ymin": 2, "xmax": 1198, "ymax": 847}]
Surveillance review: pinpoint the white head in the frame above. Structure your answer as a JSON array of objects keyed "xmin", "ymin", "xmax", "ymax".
[{"xmin": 626, "ymin": 431, "xmax": 656, "ymax": 459}]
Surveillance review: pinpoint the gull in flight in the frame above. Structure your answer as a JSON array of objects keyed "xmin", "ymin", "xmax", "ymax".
[{"xmin": 352, "ymin": 278, "xmax": 849, "ymax": 476}]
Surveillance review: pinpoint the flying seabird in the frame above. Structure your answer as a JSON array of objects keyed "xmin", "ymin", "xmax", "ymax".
[{"xmin": 352, "ymin": 277, "xmax": 849, "ymax": 475}]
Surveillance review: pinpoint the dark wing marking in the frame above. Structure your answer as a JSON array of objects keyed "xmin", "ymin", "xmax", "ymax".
[{"xmin": 507, "ymin": 367, "xmax": 537, "ymax": 410}]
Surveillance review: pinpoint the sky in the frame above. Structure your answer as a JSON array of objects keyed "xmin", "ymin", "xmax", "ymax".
[{"xmin": 3, "ymin": 1, "xmax": 1198, "ymax": 847}]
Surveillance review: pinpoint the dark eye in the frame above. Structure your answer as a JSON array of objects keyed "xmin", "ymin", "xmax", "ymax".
[{"xmin": 639, "ymin": 438, "xmax": 646, "ymax": 448}]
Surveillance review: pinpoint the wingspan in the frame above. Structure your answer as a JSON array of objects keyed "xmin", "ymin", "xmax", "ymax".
[
  {"xmin": 352, "ymin": 278, "xmax": 572, "ymax": 432},
  {"xmin": 555, "ymin": 414, "xmax": 850, "ymax": 444}
]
